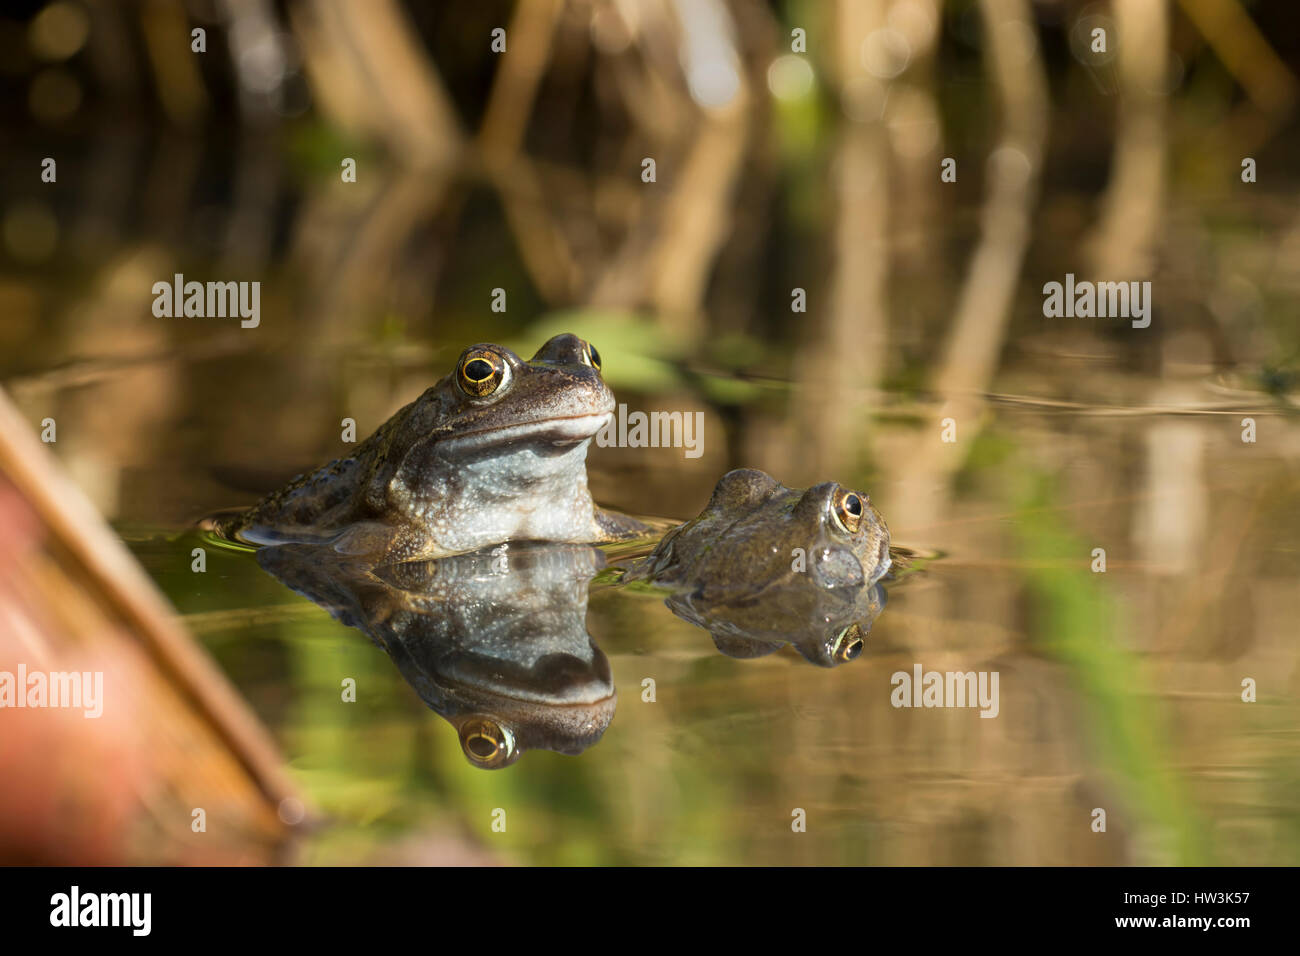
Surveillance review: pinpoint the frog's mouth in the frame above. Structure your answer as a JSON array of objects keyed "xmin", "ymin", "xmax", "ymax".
[
  {"xmin": 440, "ymin": 411, "xmax": 613, "ymax": 455},
  {"xmin": 869, "ymin": 542, "xmax": 892, "ymax": 585}
]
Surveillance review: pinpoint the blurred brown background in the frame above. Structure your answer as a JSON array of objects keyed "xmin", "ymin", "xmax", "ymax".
[{"xmin": 1, "ymin": 0, "xmax": 1298, "ymax": 865}]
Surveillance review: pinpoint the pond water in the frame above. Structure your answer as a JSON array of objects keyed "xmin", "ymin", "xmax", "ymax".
[
  {"xmin": 79, "ymin": 316, "xmax": 1294, "ymax": 865},
  {"xmin": 5, "ymin": 2, "xmax": 1300, "ymax": 864}
]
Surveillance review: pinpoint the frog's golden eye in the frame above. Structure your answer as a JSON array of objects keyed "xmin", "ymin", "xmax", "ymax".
[
  {"xmin": 582, "ymin": 342, "xmax": 602, "ymax": 371},
  {"xmin": 457, "ymin": 350, "xmax": 509, "ymax": 397},
  {"xmin": 460, "ymin": 717, "xmax": 515, "ymax": 768},
  {"xmin": 832, "ymin": 624, "xmax": 865, "ymax": 663},
  {"xmin": 831, "ymin": 489, "xmax": 865, "ymax": 535}
]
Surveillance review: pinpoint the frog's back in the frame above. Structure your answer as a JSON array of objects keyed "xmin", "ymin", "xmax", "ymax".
[
  {"xmin": 214, "ymin": 407, "xmax": 411, "ymax": 544},
  {"xmin": 213, "ymin": 455, "xmax": 365, "ymax": 544}
]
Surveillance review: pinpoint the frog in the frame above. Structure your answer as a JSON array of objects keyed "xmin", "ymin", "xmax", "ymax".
[
  {"xmin": 257, "ymin": 541, "xmax": 616, "ymax": 769},
  {"xmin": 623, "ymin": 468, "xmax": 892, "ymax": 665},
  {"xmin": 214, "ymin": 334, "xmax": 647, "ymax": 562},
  {"xmin": 628, "ymin": 468, "xmax": 892, "ymax": 596}
]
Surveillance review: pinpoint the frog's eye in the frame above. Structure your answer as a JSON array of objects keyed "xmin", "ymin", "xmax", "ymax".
[
  {"xmin": 581, "ymin": 342, "xmax": 602, "ymax": 371},
  {"xmin": 457, "ymin": 349, "xmax": 510, "ymax": 398},
  {"xmin": 832, "ymin": 624, "xmax": 866, "ymax": 664},
  {"xmin": 460, "ymin": 717, "xmax": 515, "ymax": 768},
  {"xmin": 831, "ymin": 489, "xmax": 865, "ymax": 535}
]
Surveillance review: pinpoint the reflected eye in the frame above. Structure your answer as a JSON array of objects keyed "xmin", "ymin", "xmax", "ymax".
[
  {"xmin": 832, "ymin": 624, "xmax": 865, "ymax": 664},
  {"xmin": 457, "ymin": 349, "xmax": 509, "ymax": 397},
  {"xmin": 831, "ymin": 489, "xmax": 865, "ymax": 534},
  {"xmin": 460, "ymin": 717, "xmax": 515, "ymax": 768},
  {"xmin": 582, "ymin": 342, "xmax": 602, "ymax": 371}
]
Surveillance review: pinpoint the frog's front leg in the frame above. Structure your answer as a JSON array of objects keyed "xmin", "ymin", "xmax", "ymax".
[
  {"xmin": 594, "ymin": 506, "xmax": 653, "ymax": 541},
  {"xmin": 330, "ymin": 520, "xmax": 414, "ymax": 560}
]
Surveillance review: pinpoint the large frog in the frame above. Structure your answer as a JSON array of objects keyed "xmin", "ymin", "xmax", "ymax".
[
  {"xmin": 216, "ymin": 334, "xmax": 646, "ymax": 561},
  {"xmin": 624, "ymin": 468, "xmax": 892, "ymax": 665}
]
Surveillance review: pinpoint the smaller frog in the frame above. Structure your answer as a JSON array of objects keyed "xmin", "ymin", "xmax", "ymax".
[
  {"xmin": 629, "ymin": 468, "xmax": 891, "ymax": 598},
  {"xmin": 215, "ymin": 334, "xmax": 646, "ymax": 561},
  {"xmin": 624, "ymin": 469, "xmax": 892, "ymax": 665}
]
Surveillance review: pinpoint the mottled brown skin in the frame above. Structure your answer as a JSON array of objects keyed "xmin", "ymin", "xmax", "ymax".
[
  {"xmin": 630, "ymin": 468, "xmax": 891, "ymax": 597},
  {"xmin": 624, "ymin": 469, "xmax": 892, "ymax": 665},
  {"xmin": 216, "ymin": 334, "xmax": 646, "ymax": 561}
]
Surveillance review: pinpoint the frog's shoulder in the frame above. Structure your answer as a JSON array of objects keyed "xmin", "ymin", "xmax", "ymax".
[{"xmin": 221, "ymin": 402, "xmax": 421, "ymax": 539}]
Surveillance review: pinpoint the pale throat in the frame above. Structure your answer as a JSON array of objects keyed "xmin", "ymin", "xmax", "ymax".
[{"xmin": 395, "ymin": 438, "xmax": 601, "ymax": 552}]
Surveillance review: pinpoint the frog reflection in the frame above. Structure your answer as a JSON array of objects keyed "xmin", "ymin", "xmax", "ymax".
[
  {"xmin": 256, "ymin": 542, "xmax": 614, "ymax": 769},
  {"xmin": 254, "ymin": 468, "xmax": 892, "ymax": 768},
  {"xmin": 660, "ymin": 581, "xmax": 886, "ymax": 667},
  {"xmin": 623, "ymin": 468, "xmax": 891, "ymax": 666}
]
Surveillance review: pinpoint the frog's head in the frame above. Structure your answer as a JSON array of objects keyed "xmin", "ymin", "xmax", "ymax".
[
  {"xmin": 423, "ymin": 333, "xmax": 613, "ymax": 459},
  {"xmin": 789, "ymin": 479, "xmax": 892, "ymax": 589},
  {"xmin": 685, "ymin": 469, "xmax": 892, "ymax": 591},
  {"xmin": 374, "ymin": 334, "xmax": 614, "ymax": 527}
]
